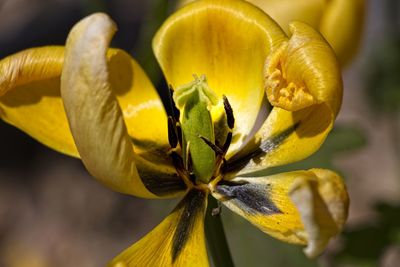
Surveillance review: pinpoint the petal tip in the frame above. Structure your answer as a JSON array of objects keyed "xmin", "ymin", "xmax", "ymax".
[{"xmin": 289, "ymin": 169, "xmax": 349, "ymax": 258}]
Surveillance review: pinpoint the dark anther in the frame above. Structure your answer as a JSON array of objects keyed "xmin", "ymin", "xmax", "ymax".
[
  {"xmin": 222, "ymin": 132, "xmax": 232, "ymax": 153},
  {"xmin": 223, "ymin": 95, "xmax": 235, "ymax": 129},
  {"xmin": 215, "ymin": 139, "xmax": 221, "ymax": 148},
  {"xmin": 199, "ymin": 135, "xmax": 224, "ymax": 155},
  {"xmin": 225, "ymin": 123, "xmax": 299, "ymax": 173},
  {"xmin": 169, "ymin": 86, "xmax": 181, "ymax": 122},
  {"xmin": 170, "ymin": 151, "xmax": 184, "ymax": 171},
  {"xmin": 168, "ymin": 116, "xmax": 178, "ymax": 148},
  {"xmin": 189, "ymin": 173, "xmax": 196, "ymax": 185},
  {"xmin": 176, "ymin": 124, "xmax": 183, "ymax": 147}
]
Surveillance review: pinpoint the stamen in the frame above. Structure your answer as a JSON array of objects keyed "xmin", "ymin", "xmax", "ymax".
[
  {"xmin": 170, "ymin": 151, "xmax": 192, "ymax": 188},
  {"xmin": 176, "ymin": 123, "xmax": 183, "ymax": 147},
  {"xmin": 169, "ymin": 85, "xmax": 181, "ymax": 122},
  {"xmin": 171, "ymin": 151, "xmax": 184, "ymax": 170},
  {"xmin": 223, "ymin": 95, "xmax": 235, "ymax": 129},
  {"xmin": 168, "ymin": 116, "xmax": 178, "ymax": 148},
  {"xmin": 199, "ymin": 135, "xmax": 224, "ymax": 155},
  {"xmin": 167, "ymin": 77, "xmax": 237, "ymax": 186},
  {"xmin": 167, "ymin": 88, "xmax": 183, "ymax": 149},
  {"xmin": 222, "ymin": 132, "xmax": 232, "ymax": 154},
  {"xmin": 199, "ymin": 134, "xmax": 228, "ymax": 179}
]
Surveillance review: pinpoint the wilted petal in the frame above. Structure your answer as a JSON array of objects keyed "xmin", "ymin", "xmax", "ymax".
[
  {"xmin": 61, "ymin": 13, "xmax": 181, "ymax": 198},
  {"xmin": 289, "ymin": 169, "xmax": 348, "ymax": 257},
  {"xmin": 230, "ymin": 22, "xmax": 342, "ymax": 175},
  {"xmin": 0, "ymin": 14, "xmax": 185, "ymax": 197},
  {"xmin": 212, "ymin": 169, "xmax": 348, "ymax": 257}
]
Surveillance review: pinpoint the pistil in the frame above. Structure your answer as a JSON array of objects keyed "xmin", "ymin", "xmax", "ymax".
[
  {"xmin": 173, "ymin": 75, "xmax": 218, "ymax": 184},
  {"xmin": 168, "ymin": 75, "xmax": 235, "ymax": 192}
]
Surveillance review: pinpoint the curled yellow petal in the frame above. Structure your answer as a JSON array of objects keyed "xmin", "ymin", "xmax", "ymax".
[
  {"xmin": 265, "ymin": 21, "xmax": 342, "ymax": 113},
  {"xmin": 153, "ymin": 0, "xmax": 287, "ymax": 157},
  {"xmin": 109, "ymin": 190, "xmax": 209, "ymax": 267},
  {"xmin": 290, "ymin": 169, "xmax": 348, "ymax": 257},
  {"xmin": 229, "ymin": 22, "xmax": 342, "ymax": 174},
  {"xmin": 212, "ymin": 169, "xmax": 348, "ymax": 258},
  {"xmin": 0, "ymin": 45, "xmax": 184, "ymax": 198},
  {"xmin": 61, "ymin": 13, "xmax": 157, "ymax": 198}
]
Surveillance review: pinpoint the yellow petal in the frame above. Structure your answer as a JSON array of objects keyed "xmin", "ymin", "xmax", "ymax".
[
  {"xmin": 252, "ymin": 0, "xmax": 365, "ymax": 65},
  {"xmin": 0, "ymin": 46, "xmax": 183, "ymax": 197},
  {"xmin": 177, "ymin": 0, "xmax": 325, "ymax": 29},
  {"xmin": 61, "ymin": 13, "xmax": 175, "ymax": 198},
  {"xmin": 229, "ymin": 22, "xmax": 342, "ymax": 174},
  {"xmin": 108, "ymin": 49, "xmax": 171, "ymax": 165},
  {"xmin": 0, "ymin": 46, "xmax": 64, "ymax": 96},
  {"xmin": 265, "ymin": 22, "xmax": 342, "ymax": 112},
  {"xmin": 212, "ymin": 169, "xmax": 348, "ymax": 258},
  {"xmin": 0, "ymin": 46, "xmax": 77, "ymax": 156},
  {"xmin": 153, "ymin": 0, "xmax": 287, "ymax": 157},
  {"xmin": 109, "ymin": 190, "xmax": 209, "ymax": 267},
  {"xmin": 290, "ymin": 169, "xmax": 349, "ymax": 257},
  {"xmin": 320, "ymin": 0, "xmax": 365, "ymax": 66},
  {"xmin": 176, "ymin": 0, "xmax": 364, "ymax": 66},
  {"xmin": 248, "ymin": 0, "xmax": 325, "ymax": 35},
  {"xmin": 0, "ymin": 46, "xmax": 170, "ymax": 160}
]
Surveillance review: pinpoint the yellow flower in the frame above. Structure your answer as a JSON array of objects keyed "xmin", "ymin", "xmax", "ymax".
[
  {"xmin": 0, "ymin": 0, "xmax": 348, "ymax": 266},
  {"xmin": 178, "ymin": 0, "xmax": 365, "ymax": 66}
]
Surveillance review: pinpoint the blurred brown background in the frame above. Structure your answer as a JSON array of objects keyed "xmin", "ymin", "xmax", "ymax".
[{"xmin": 1, "ymin": 0, "xmax": 400, "ymax": 266}]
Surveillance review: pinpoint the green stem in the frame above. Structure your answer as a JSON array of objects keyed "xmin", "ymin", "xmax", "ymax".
[{"xmin": 205, "ymin": 195, "xmax": 235, "ymax": 267}]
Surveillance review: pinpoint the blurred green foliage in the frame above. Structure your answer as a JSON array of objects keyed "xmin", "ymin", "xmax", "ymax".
[
  {"xmin": 365, "ymin": 0, "xmax": 400, "ymax": 114},
  {"xmin": 134, "ymin": 0, "xmax": 176, "ymax": 83},
  {"xmin": 366, "ymin": 36, "xmax": 400, "ymax": 113},
  {"xmin": 335, "ymin": 202, "xmax": 400, "ymax": 266},
  {"xmin": 222, "ymin": 208, "xmax": 318, "ymax": 267}
]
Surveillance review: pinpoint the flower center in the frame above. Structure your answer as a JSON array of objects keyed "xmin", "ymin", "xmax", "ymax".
[{"xmin": 167, "ymin": 75, "xmax": 234, "ymax": 191}]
